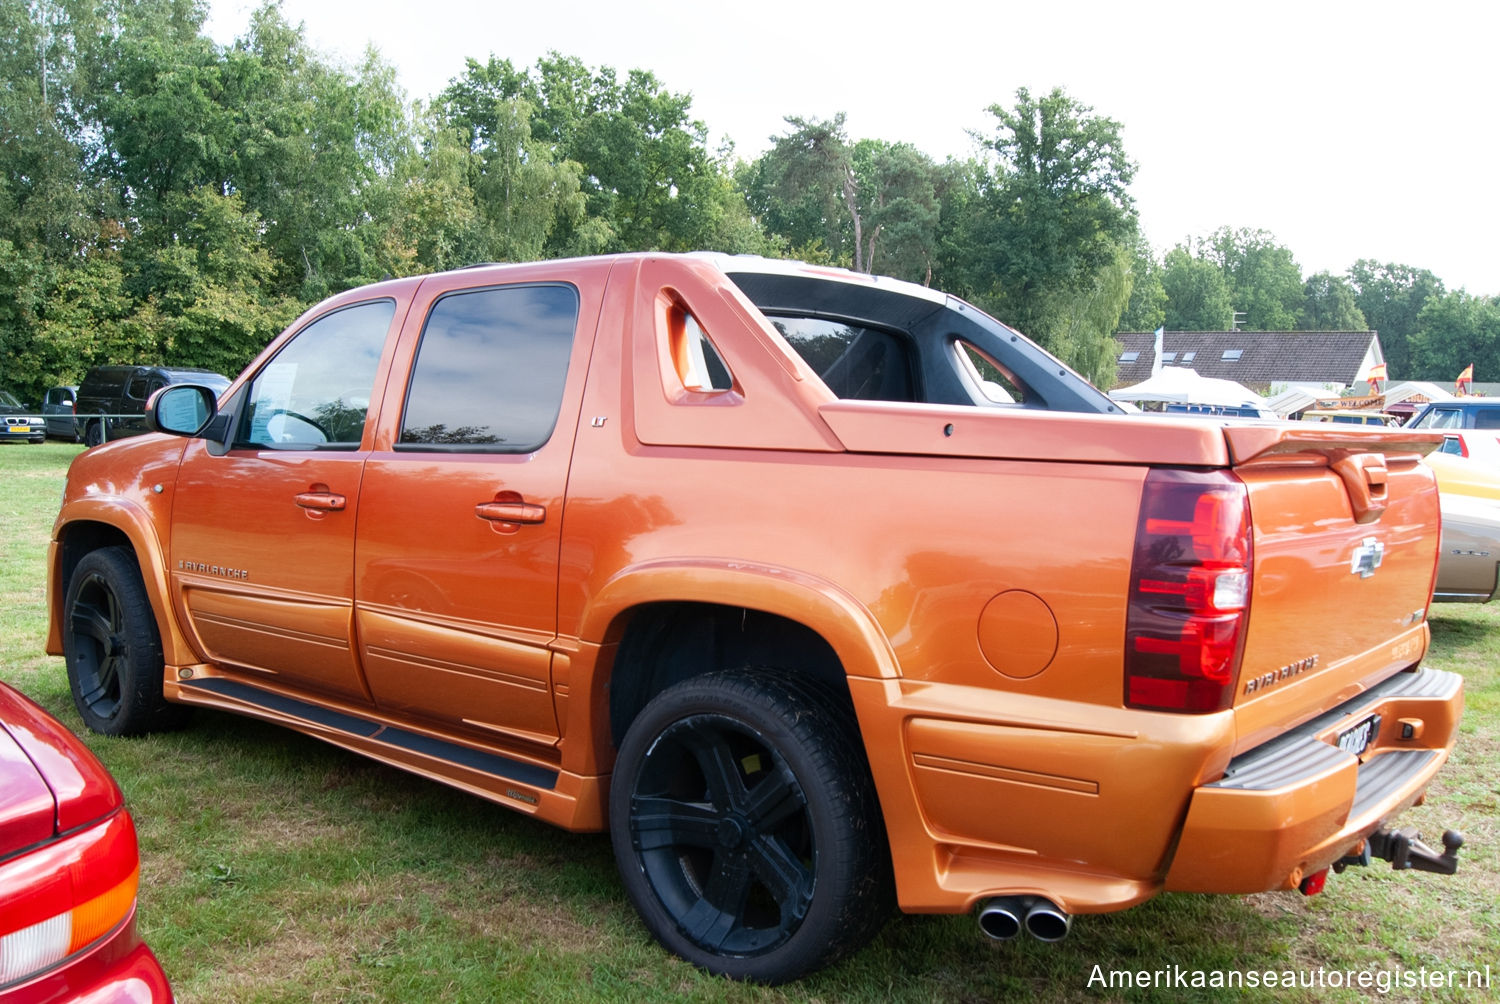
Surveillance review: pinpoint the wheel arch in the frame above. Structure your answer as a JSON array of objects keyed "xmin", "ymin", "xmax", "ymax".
[
  {"xmin": 573, "ymin": 559, "xmax": 900, "ymax": 750},
  {"xmin": 48, "ymin": 506, "xmax": 191, "ymax": 667}
]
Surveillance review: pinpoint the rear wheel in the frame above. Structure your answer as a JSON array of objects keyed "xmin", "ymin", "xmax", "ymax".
[
  {"xmin": 610, "ymin": 669, "xmax": 892, "ymax": 984},
  {"xmin": 63, "ymin": 546, "xmax": 186, "ymax": 735},
  {"xmin": 84, "ymin": 421, "xmax": 103, "ymax": 447}
]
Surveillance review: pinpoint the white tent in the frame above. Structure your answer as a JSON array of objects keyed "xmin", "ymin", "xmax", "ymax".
[{"xmin": 1110, "ymin": 367, "xmax": 1272, "ymax": 415}]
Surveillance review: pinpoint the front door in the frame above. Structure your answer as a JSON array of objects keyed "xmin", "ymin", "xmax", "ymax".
[
  {"xmin": 354, "ymin": 276, "xmax": 601, "ymax": 747},
  {"xmin": 168, "ymin": 297, "xmax": 402, "ymax": 703}
]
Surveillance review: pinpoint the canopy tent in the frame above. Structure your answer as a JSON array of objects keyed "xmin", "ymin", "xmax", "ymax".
[{"xmin": 1109, "ymin": 367, "xmax": 1271, "ymax": 414}]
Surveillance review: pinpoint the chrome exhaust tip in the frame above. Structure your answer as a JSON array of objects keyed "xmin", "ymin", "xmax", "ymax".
[
  {"xmin": 1024, "ymin": 899, "xmax": 1072, "ymax": 942},
  {"xmin": 977, "ymin": 899, "xmax": 1023, "ymax": 941}
]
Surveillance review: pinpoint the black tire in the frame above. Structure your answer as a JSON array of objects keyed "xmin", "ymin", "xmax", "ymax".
[
  {"xmin": 610, "ymin": 668, "xmax": 893, "ymax": 984},
  {"xmin": 63, "ymin": 546, "xmax": 186, "ymax": 735},
  {"xmin": 84, "ymin": 421, "xmax": 103, "ymax": 448}
]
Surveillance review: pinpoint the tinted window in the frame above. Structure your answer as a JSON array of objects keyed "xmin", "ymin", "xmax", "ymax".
[
  {"xmin": 399, "ymin": 284, "xmax": 578, "ymax": 452},
  {"xmin": 238, "ymin": 300, "xmax": 394, "ymax": 449},
  {"xmin": 770, "ymin": 317, "xmax": 914, "ymax": 402},
  {"xmin": 1473, "ymin": 409, "xmax": 1500, "ymax": 429},
  {"xmin": 126, "ymin": 376, "xmax": 150, "ymax": 399}
]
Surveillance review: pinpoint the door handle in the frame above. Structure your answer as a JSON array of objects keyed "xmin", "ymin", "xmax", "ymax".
[
  {"xmin": 295, "ymin": 491, "xmax": 347, "ymax": 512},
  {"xmin": 475, "ymin": 501, "xmax": 546, "ymax": 524}
]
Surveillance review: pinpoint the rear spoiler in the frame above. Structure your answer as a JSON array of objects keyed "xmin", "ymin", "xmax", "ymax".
[{"xmin": 1224, "ymin": 425, "xmax": 1445, "ymax": 524}]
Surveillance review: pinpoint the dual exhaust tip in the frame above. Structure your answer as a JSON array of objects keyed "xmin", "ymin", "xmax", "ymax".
[{"xmin": 977, "ymin": 896, "xmax": 1071, "ymax": 942}]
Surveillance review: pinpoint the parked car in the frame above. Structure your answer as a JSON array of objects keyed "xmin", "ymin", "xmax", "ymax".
[
  {"xmin": 0, "ymin": 682, "xmax": 172, "ymax": 1002},
  {"xmin": 1424, "ymin": 452, "xmax": 1500, "ymax": 603},
  {"xmin": 47, "ymin": 254, "xmax": 1464, "ymax": 984},
  {"xmin": 1433, "ymin": 493, "xmax": 1500, "ymax": 602},
  {"xmin": 1426, "ymin": 451, "xmax": 1500, "ymax": 501},
  {"xmin": 1298, "ymin": 409, "xmax": 1398, "ymax": 426},
  {"xmin": 1408, "ymin": 399, "xmax": 1500, "ymax": 465},
  {"xmin": 0, "ymin": 388, "xmax": 45, "ymax": 444},
  {"xmin": 75, "ymin": 366, "xmax": 230, "ymax": 447},
  {"xmin": 43, "ymin": 385, "xmax": 81, "ymax": 441}
]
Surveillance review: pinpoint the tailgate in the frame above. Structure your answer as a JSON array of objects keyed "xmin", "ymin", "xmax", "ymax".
[{"xmin": 1223, "ymin": 425, "xmax": 1443, "ymax": 753}]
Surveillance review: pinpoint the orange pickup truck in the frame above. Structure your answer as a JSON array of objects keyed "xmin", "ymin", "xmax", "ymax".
[{"xmin": 46, "ymin": 253, "xmax": 1465, "ymax": 983}]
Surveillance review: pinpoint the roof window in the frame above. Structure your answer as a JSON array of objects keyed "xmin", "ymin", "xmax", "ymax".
[
  {"xmin": 1222, "ymin": 349, "xmax": 1243, "ymax": 361},
  {"xmin": 1120, "ymin": 351, "xmax": 1139, "ymax": 363}
]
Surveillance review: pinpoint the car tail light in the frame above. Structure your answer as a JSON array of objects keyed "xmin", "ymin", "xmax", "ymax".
[
  {"xmin": 0, "ymin": 811, "xmax": 139, "ymax": 989},
  {"xmin": 1125, "ymin": 469, "xmax": 1252, "ymax": 713}
]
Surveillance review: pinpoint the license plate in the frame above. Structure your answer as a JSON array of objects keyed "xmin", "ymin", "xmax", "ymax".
[
  {"xmin": 1336, "ymin": 713, "xmax": 1381, "ymax": 757},
  {"xmin": 10, "ymin": 425, "xmax": 30, "ymax": 433}
]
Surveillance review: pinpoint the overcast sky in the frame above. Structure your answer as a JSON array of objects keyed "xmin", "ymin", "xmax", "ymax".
[{"xmin": 206, "ymin": 0, "xmax": 1499, "ymax": 295}]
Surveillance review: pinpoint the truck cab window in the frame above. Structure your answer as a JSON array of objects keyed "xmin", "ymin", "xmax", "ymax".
[{"xmin": 399, "ymin": 283, "xmax": 579, "ymax": 452}]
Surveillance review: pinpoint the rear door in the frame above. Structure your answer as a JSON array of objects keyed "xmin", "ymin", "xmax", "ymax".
[{"xmin": 352, "ymin": 264, "xmax": 606, "ymax": 747}]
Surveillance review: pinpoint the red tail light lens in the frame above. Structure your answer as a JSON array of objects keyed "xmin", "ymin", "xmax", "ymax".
[
  {"xmin": 1126, "ymin": 469, "xmax": 1252, "ymax": 713},
  {"xmin": 0, "ymin": 811, "xmax": 140, "ymax": 989}
]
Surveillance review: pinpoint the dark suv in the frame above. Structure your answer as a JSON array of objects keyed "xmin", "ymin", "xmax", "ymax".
[
  {"xmin": 75, "ymin": 366, "xmax": 230, "ymax": 447},
  {"xmin": 1408, "ymin": 399, "xmax": 1500, "ymax": 464}
]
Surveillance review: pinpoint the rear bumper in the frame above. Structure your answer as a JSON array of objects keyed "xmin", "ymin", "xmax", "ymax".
[{"xmin": 1165, "ymin": 667, "xmax": 1463, "ymax": 893}]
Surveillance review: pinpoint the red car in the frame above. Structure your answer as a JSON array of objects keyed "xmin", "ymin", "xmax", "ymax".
[{"xmin": 0, "ymin": 683, "xmax": 171, "ymax": 1002}]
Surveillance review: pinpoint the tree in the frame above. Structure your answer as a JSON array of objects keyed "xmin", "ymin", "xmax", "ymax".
[
  {"xmin": 1161, "ymin": 246, "xmax": 1234, "ymax": 331},
  {"xmin": 1300, "ymin": 271, "xmax": 1366, "ymax": 331},
  {"xmin": 1198, "ymin": 227, "xmax": 1303, "ymax": 330},
  {"xmin": 437, "ymin": 53, "xmax": 761, "ymax": 256},
  {"xmin": 743, "ymin": 114, "xmax": 863, "ymax": 268},
  {"xmin": 849, "ymin": 140, "xmax": 945, "ymax": 284},
  {"xmin": 1118, "ymin": 237, "xmax": 1166, "ymax": 332},
  {"xmin": 1408, "ymin": 290, "xmax": 1500, "ymax": 381},
  {"xmin": 957, "ymin": 87, "xmax": 1138, "ymax": 383},
  {"xmin": 1347, "ymin": 260, "xmax": 1444, "ymax": 379}
]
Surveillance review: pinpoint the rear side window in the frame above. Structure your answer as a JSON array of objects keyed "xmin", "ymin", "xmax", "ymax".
[
  {"xmin": 769, "ymin": 317, "xmax": 915, "ymax": 402},
  {"xmin": 399, "ymin": 284, "xmax": 578, "ymax": 452},
  {"xmin": 1474, "ymin": 409, "xmax": 1500, "ymax": 429},
  {"xmin": 239, "ymin": 300, "xmax": 395, "ymax": 449}
]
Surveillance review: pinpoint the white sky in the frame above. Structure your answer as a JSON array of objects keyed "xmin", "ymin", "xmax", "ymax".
[{"xmin": 206, "ymin": 0, "xmax": 1500, "ymax": 295}]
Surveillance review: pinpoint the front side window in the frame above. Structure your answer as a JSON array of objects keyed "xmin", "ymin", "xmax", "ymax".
[
  {"xmin": 399, "ymin": 284, "xmax": 578, "ymax": 452},
  {"xmin": 1413, "ymin": 408, "xmax": 1462, "ymax": 430},
  {"xmin": 238, "ymin": 300, "xmax": 395, "ymax": 449}
]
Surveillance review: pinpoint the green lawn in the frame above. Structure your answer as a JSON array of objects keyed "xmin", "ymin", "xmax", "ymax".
[{"xmin": 3, "ymin": 441, "xmax": 1497, "ymax": 1002}]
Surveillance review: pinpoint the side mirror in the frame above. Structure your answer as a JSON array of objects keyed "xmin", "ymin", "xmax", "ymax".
[{"xmin": 147, "ymin": 384, "xmax": 220, "ymax": 437}]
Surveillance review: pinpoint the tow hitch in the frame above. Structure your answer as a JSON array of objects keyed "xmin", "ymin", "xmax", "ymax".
[{"xmin": 1335, "ymin": 827, "xmax": 1465, "ymax": 875}]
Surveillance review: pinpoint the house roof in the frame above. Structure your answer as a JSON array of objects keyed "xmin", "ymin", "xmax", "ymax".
[{"xmin": 1113, "ymin": 331, "xmax": 1381, "ymax": 389}]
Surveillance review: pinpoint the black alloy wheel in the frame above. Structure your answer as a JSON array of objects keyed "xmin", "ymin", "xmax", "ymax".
[
  {"xmin": 610, "ymin": 669, "xmax": 891, "ymax": 984},
  {"xmin": 63, "ymin": 546, "xmax": 184, "ymax": 735}
]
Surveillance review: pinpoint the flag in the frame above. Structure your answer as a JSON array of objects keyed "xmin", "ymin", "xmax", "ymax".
[
  {"xmin": 1457, "ymin": 364, "xmax": 1474, "ymax": 393},
  {"xmin": 1151, "ymin": 327, "xmax": 1165, "ymax": 377},
  {"xmin": 1366, "ymin": 362, "xmax": 1387, "ymax": 394}
]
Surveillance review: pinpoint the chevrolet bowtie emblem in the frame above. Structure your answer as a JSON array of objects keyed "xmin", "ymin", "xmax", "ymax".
[{"xmin": 1351, "ymin": 537, "xmax": 1385, "ymax": 578}]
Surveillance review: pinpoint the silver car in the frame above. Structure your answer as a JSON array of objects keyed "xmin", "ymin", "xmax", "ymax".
[{"xmin": 1434, "ymin": 492, "xmax": 1500, "ymax": 602}]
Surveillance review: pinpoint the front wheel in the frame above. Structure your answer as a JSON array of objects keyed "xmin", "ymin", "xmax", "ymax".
[
  {"xmin": 63, "ymin": 546, "xmax": 186, "ymax": 735},
  {"xmin": 610, "ymin": 669, "xmax": 892, "ymax": 984}
]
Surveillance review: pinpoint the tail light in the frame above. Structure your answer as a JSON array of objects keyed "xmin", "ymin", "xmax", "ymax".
[
  {"xmin": 0, "ymin": 811, "xmax": 140, "ymax": 989},
  {"xmin": 1125, "ymin": 469, "xmax": 1252, "ymax": 713}
]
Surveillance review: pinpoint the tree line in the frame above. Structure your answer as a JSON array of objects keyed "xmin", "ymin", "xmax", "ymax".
[{"xmin": 2, "ymin": 1, "xmax": 1493, "ymax": 404}]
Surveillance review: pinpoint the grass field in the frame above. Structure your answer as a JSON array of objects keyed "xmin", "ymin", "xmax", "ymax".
[{"xmin": 3, "ymin": 441, "xmax": 1497, "ymax": 1002}]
